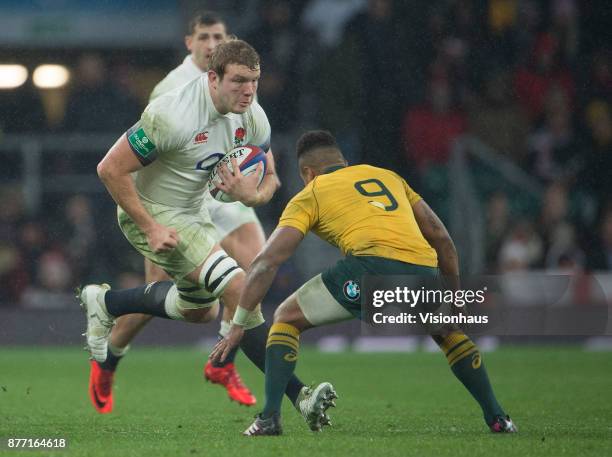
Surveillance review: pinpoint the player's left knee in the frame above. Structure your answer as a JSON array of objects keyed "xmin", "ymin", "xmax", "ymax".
[
  {"xmin": 273, "ymin": 306, "xmax": 287, "ymax": 324},
  {"xmin": 273, "ymin": 295, "xmax": 301, "ymax": 326}
]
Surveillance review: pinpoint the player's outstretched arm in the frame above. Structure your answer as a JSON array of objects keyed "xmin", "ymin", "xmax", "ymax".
[
  {"xmin": 97, "ymin": 135, "xmax": 178, "ymax": 253},
  {"xmin": 240, "ymin": 226, "xmax": 302, "ymax": 311},
  {"xmin": 209, "ymin": 226, "xmax": 303, "ymax": 362},
  {"xmin": 412, "ymin": 200, "xmax": 460, "ymax": 288}
]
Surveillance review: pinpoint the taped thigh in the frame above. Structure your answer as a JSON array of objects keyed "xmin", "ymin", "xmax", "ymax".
[{"xmin": 198, "ymin": 250, "xmax": 243, "ymax": 297}]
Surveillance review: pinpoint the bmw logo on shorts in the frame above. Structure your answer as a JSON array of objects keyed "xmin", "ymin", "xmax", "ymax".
[{"xmin": 343, "ymin": 280, "xmax": 360, "ymax": 301}]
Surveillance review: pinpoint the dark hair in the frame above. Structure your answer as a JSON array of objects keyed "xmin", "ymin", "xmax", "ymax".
[
  {"xmin": 209, "ymin": 40, "xmax": 260, "ymax": 79},
  {"xmin": 187, "ymin": 11, "xmax": 226, "ymax": 35},
  {"xmin": 296, "ymin": 130, "xmax": 339, "ymax": 158}
]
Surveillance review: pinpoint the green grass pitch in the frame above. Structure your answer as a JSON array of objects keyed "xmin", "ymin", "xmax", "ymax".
[{"xmin": 1, "ymin": 346, "xmax": 611, "ymax": 456}]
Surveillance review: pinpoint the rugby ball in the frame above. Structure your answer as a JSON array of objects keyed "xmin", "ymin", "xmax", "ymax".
[{"xmin": 207, "ymin": 144, "xmax": 267, "ymax": 203}]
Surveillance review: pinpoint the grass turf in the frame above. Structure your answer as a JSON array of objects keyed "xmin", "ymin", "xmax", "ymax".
[{"xmin": 1, "ymin": 346, "xmax": 611, "ymax": 457}]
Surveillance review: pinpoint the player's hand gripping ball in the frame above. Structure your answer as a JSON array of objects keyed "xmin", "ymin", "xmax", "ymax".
[{"xmin": 207, "ymin": 144, "xmax": 267, "ymax": 203}]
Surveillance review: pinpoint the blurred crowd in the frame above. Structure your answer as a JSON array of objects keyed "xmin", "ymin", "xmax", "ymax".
[{"xmin": 1, "ymin": 0, "xmax": 611, "ymax": 307}]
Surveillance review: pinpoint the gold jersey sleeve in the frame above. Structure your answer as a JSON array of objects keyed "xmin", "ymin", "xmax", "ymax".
[
  {"xmin": 278, "ymin": 165, "xmax": 438, "ymax": 267},
  {"xmin": 277, "ymin": 181, "xmax": 318, "ymax": 235},
  {"xmin": 402, "ymin": 177, "xmax": 423, "ymax": 206}
]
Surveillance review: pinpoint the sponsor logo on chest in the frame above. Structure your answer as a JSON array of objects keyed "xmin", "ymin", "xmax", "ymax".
[{"xmin": 191, "ymin": 123, "xmax": 249, "ymax": 172}]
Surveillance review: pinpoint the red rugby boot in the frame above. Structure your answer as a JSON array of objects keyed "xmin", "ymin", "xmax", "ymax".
[
  {"xmin": 88, "ymin": 360, "xmax": 114, "ymax": 414},
  {"xmin": 204, "ymin": 361, "xmax": 256, "ymax": 406}
]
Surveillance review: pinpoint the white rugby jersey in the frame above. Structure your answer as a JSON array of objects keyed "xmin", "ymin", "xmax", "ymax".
[
  {"xmin": 149, "ymin": 55, "xmax": 201, "ymax": 102},
  {"xmin": 126, "ymin": 76, "xmax": 271, "ymax": 210}
]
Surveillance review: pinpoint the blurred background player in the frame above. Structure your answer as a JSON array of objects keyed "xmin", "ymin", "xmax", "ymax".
[
  {"xmin": 87, "ymin": 33, "xmax": 281, "ymax": 414},
  {"xmin": 212, "ymin": 130, "xmax": 516, "ymax": 436}
]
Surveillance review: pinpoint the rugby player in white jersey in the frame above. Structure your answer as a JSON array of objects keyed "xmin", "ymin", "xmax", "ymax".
[
  {"xmin": 81, "ymin": 40, "xmax": 315, "ymax": 421},
  {"xmin": 87, "ymin": 12, "xmax": 269, "ymax": 411}
]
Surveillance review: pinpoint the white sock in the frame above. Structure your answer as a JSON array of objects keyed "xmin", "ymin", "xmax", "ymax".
[{"xmin": 163, "ymin": 285, "xmax": 185, "ymax": 320}]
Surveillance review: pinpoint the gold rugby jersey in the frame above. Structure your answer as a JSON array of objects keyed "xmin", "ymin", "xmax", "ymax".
[{"xmin": 278, "ymin": 164, "xmax": 438, "ymax": 267}]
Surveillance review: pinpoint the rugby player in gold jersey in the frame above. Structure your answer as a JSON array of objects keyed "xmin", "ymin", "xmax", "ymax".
[{"xmin": 211, "ymin": 130, "xmax": 516, "ymax": 436}]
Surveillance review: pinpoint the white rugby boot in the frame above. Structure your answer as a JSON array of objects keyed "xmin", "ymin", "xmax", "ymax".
[
  {"xmin": 294, "ymin": 382, "xmax": 338, "ymax": 431},
  {"xmin": 78, "ymin": 284, "xmax": 114, "ymax": 362}
]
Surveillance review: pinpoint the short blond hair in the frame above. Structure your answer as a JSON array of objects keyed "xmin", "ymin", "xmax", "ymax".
[{"xmin": 209, "ymin": 40, "xmax": 260, "ymax": 79}]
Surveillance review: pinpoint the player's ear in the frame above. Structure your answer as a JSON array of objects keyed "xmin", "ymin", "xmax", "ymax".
[
  {"xmin": 208, "ymin": 70, "xmax": 218, "ymax": 88},
  {"xmin": 185, "ymin": 34, "xmax": 193, "ymax": 52},
  {"xmin": 300, "ymin": 166, "xmax": 316, "ymax": 185}
]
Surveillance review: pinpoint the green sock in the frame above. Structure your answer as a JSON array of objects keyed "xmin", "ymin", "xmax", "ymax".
[
  {"xmin": 262, "ymin": 323, "xmax": 301, "ymax": 418},
  {"xmin": 437, "ymin": 332, "xmax": 505, "ymax": 424}
]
